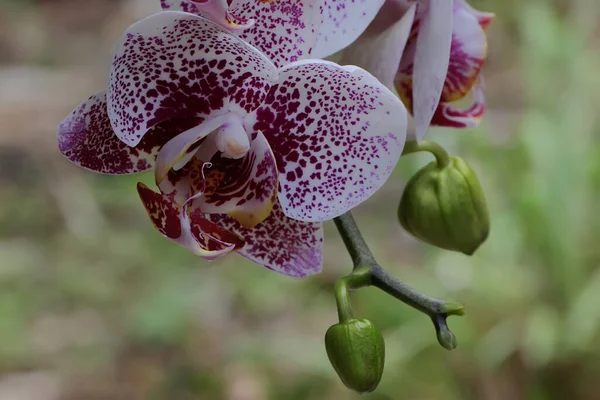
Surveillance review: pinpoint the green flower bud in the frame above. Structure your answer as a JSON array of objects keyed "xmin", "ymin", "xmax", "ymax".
[
  {"xmin": 398, "ymin": 156, "xmax": 490, "ymax": 255},
  {"xmin": 325, "ymin": 319, "xmax": 385, "ymax": 393}
]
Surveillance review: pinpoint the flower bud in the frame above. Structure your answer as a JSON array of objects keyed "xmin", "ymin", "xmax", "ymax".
[
  {"xmin": 398, "ymin": 156, "xmax": 489, "ymax": 255},
  {"xmin": 325, "ymin": 319, "xmax": 385, "ymax": 393}
]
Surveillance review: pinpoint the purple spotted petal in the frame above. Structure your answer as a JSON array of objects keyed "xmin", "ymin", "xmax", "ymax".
[
  {"xmin": 190, "ymin": 0, "xmax": 255, "ymax": 30},
  {"xmin": 411, "ymin": 0, "xmax": 454, "ymax": 140},
  {"xmin": 107, "ymin": 11, "xmax": 277, "ymax": 147},
  {"xmin": 248, "ymin": 60, "xmax": 407, "ymax": 222},
  {"xmin": 340, "ymin": 3, "xmax": 416, "ymax": 89},
  {"xmin": 208, "ymin": 202, "xmax": 323, "ymax": 277},
  {"xmin": 58, "ymin": 92, "xmax": 193, "ymax": 174},
  {"xmin": 161, "ymin": 0, "xmax": 323, "ymax": 68},
  {"xmin": 160, "ymin": 0, "xmax": 201, "ymax": 13},
  {"xmin": 196, "ymin": 131, "xmax": 279, "ymax": 229},
  {"xmin": 231, "ymin": 0, "xmax": 323, "ymax": 67},
  {"xmin": 311, "ymin": 0, "xmax": 386, "ymax": 58},
  {"xmin": 161, "ymin": 0, "xmax": 255, "ymax": 29}
]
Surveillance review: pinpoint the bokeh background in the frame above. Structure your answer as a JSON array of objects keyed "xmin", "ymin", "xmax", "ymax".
[{"xmin": 1, "ymin": 0, "xmax": 599, "ymax": 399}]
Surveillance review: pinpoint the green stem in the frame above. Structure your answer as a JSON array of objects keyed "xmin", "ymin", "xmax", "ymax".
[
  {"xmin": 333, "ymin": 211, "xmax": 464, "ymax": 350},
  {"xmin": 335, "ymin": 278, "xmax": 353, "ymax": 322},
  {"xmin": 333, "ymin": 211, "xmax": 376, "ymax": 269},
  {"xmin": 402, "ymin": 140, "xmax": 451, "ymax": 167},
  {"xmin": 334, "ymin": 269, "xmax": 372, "ymax": 323},
  {"xmin": 369, "ymin": 265, "xmax": 452, "ymax": 316}
]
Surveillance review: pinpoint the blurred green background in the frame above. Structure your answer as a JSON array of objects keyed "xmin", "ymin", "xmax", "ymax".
[{"xmin": 1, "ymin": 0, "xmax": 599, "ymax": 399}]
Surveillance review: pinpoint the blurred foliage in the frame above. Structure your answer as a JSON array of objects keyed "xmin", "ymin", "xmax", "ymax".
[{"xmin": 0, "ymin": 0, "xmax": 599, "ymax": 399}]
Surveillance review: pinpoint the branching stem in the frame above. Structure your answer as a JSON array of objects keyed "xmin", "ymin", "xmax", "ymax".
[{"xmin": 333, "ymin": 211, "xmax": 464, "ymax": 350}]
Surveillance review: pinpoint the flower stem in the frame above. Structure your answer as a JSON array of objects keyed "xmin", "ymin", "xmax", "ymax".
[
  {"xmin": 334, "ymin": 269, "xmax": 372, "ymax": 323},
  {"xmin": 333, "ymin": 211, "xmax": 464, "ymax": 350},
  {"xmin": 402, "ymin": 140, "xmax": 451, "ymax": 168},
  {"xmin": 333, "ymin": 211, "xmax": 376, "ymax": 269}
]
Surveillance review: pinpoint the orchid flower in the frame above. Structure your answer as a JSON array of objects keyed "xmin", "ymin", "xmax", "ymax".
[
  {"xmin": 57, "ymin": 11, "xmax": 407, "ymax": 277},
  {"xmin": 160, "ymin": 0, "xmax": 386, "ymax": 67},
  {"xmin": 341, "ymin": 0, "xmax": 494, "ymax": 140}
]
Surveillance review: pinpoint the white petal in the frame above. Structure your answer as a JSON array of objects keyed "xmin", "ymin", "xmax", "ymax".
[
  {"xmin": 412, "ymin": 0, "xmax": 454, "ymax": 140},
  {"xmin": 312, "ymin": 0, "xmax": 387, "ymax": 58},
  {"xmin": 247, "ymin": 60, "xmax": 407, "ymax": 222},
  {"xmin": 341, "ymin": 3, "xmax": 416, "ymax": 89}
]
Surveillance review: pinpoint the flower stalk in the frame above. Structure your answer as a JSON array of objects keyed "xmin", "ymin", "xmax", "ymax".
[
  {"xmin": 401, "ymin": 140, "xmax": 451, "ymax": 168},
  {"xmin": 333, "ymin": 211, "xmax": 464, "ymax": 350},
  {"xmin": 334, "ymin": 268, "xmax": 371, "ymax": 322}
]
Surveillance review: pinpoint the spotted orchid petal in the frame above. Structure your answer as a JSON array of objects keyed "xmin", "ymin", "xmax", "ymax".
[
  {"xmin": 107, "ymin": 11, "xmax": 277, "ymax": 147},
  {"xmin": 208, "ymin": 202, "xmax": 323, "ymax": 277},
  {"xmin": 58, "ymin": 92, "xmax": 195, "ymax": 174},
  {"xmin": 189, "ymin": 0, "xmax": 255, "ymax": 30},
  {"xmin": 137, "ymin": 182, "xmax": 244, "ymax": 260},
  {"xmin": 340, "ymin": 2, "xmax": 416, "ymax": 89},
  {"xmin": 161, "ymin": 0, "xmax": 323, "ymax": 68},
  {"xmin": 196, "ymin": 132, "xmax": 279, "ymax": 229},
  {"xmin": 160, "ymin": 0, "xmax": 202, "ymax": 13},
  {"xmin": 248, "ymin": 60, "xmax": 407, "ymax": 222},
  {"xmin": 231, "ymin": 0, "xmax": 323, "ymax": 67},
  {"xmin": 161, "ymin": 0, "xmax": 254, "ymax": 30},
  {"xmin": 311, "ymin": 0, "xmax": 386, "ymax": 58},
  {"xmin": 410, "ymin": 0, "xmax": 454, "ymax": 140}
]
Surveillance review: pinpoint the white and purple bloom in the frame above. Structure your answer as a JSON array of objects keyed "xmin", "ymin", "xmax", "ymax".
[
  {"xmin": 160, "ymin": 0, "xmax": 387, "ymax": 66},
  {"xmin": 58, "ymin": 12, "xmax": 407, "ymax": 277},
  {"xmin": 342, "ymin": 0, "xmax": 494, "ymax": 140}
]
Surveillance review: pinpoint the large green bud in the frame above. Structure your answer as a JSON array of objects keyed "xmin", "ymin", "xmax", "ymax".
[
  {"xmin": 399, "ymin": 155, "xmax": 490, "ymax": 255},
  {"xmin": 325, "ymin": 319, "xmax": 385, "ymax": 393}
]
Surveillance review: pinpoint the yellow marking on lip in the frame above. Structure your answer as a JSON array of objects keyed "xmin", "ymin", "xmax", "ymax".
[{"xmin": 228, "ymin": 197, "xmax": 275, "ymax": 229}]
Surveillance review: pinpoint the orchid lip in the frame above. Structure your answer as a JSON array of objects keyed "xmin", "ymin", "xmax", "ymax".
[
  {"xmin": 196, "ymin": 131, "xmax": 279, "ymax": 229},
  {"xmin": 137, "ymin": 181, "xmax": 244, "ymax": 260}
]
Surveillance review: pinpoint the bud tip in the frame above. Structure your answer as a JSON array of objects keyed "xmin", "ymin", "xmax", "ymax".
[{"xmin": 442, "ymin": 302, "xmax": 466, "ymax": 316}]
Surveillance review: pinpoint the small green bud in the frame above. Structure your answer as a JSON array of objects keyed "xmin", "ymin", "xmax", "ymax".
[
  {"xmin": 398, "ymin": 156, "xmax": 490, "ymax": 255},
  {"xmin": 325, "ymin": 319, "xmax": 385, "ymax": 393},
  {"xmin": 436, "ymin": 323, "xmax": 458, "ymax": 350}
]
